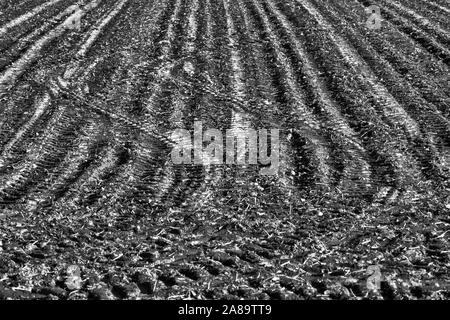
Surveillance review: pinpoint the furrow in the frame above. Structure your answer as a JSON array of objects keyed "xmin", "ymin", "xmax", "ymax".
[
  {"xmin": 242, "ymin": 0, "xmax": 333, "ymax": 189},
  {"xmin": 292, "ymin": 0, "xmax": 424, "ymax": 188},
  {"xmin": 263, "ymin": 0, "xmax": 373, "ymax": 194},
  {"xmin": 0, "ymin": 0, "xmax": 101, "ymax": 93},
  {"xmin": 0, "ymin": 0, "xmax": 66, "ymax": 37},
  {"xmin": 311, "ymin": 0, "xmax": 450, "ymax": 181}
]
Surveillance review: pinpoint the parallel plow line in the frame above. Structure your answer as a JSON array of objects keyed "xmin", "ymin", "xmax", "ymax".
[
  {"xmin": 0, "ymin": 0, "xmax": 132, "ymax": 206},
  {"xmin": 283, "ymin": 0, "xmax": 426, "ymax": 191},
  {"xmin": 0, "ymin": 0, "xmax": 67, "ymax": 37},
  {"xmin": 358, "ymin": 0, "xmax": 450, "ymax": 66},
  {"xmin": 311, "ymin": 0, "xmax": 450, "ymax": 182},
  {"xmin": 0, "ymin": 0, "xmax": 448, "ymax": 211},
  {"xmin": 261, "ymin": 0, "xmax": 373, "ymax": 195}
]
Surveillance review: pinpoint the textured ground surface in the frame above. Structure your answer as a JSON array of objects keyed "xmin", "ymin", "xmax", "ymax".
[{"xmin": 0, "ymin": 0, "xmax": 449, "ymax": 299}]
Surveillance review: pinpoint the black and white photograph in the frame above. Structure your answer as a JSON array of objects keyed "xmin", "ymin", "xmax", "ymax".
[{"xmin": 0, "ymin": 0, "xmax": 449, "ymax": 307}]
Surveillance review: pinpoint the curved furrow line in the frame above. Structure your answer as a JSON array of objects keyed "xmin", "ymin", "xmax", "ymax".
[
  {"xmin": 0, "ymin": 54, "xmax": 103, "ymax": 176},
  {"xmin": 58, "ymin": 83, "xmax": 177, "ymax": 149},
  {"xmin": 408, "ymin": 0, "xmax": 450, "ymax": 30},
  {"xmin": 0, "ymin": 106, "xmax": 84, "ymax": 205},
  {"xmin": 0, "ymin": 80, "xmax": 53, "ymax": 151},
  {"xmin": 123, "ymin": 0, "xmax": 187, "ymax": 208},
  {"xmin": 0, "ymin": 0, "xmax": 110, "ymax": 152},
  {"xmin": 311, "ymin": 0, "xmax": 450, "ymax": 181},
  {"xmin": 59, "ymin": 40, "xmax": 157, "ymax": 210},
  {"xmin": 177, "ymin": 0, "xmax": 227, "ymax": 211},
  {"xmin": 421, "ymin": 0, "xmax": 450, "ymax": 10},
  {"xmin": 74, "ymin": 0, "xmax": 129, "ymax": 59},
  {"xmin": 186, "ymin": 0, "xmax": 200, "ymax": 55},
  {"xmin": 0, "ymin": 0, "xmax": 102, "ymax": 93},
  {"xmin": 236, "ymin": 0, "xmax": 327, "ymax": 196},
  {"xmin": 0, "ymin": 18, "xmax": 67, "ymax": 91},
  {"xmin": 222, "ymin": 0, "xmax": 250, "ymax": 135},
  {"xmin": 175, "ymin": 0, "xmax": 269, "ymax": 211},
  {"xmin": 77, "ymin": 0, "xmax": 173, "ymax": 210},
  {"xmin": 0, "ymin": 0, "xmax": 78, "ymax": 61},
  {"xmin": 137, "ymin": 0, "xmax": 184, "ymax": 119},
  {"xmin": 21, "ymin": 55, "xmax": 113, "ymax": 211},
  {"xmin": 240, "ymin": 0, "xmax": 334, "ymax": 190},
  {"xmin": 0, "ymin": 57, "xmax": 104, "ymax": 199},
  {"xmin": 191, "ymin": 0, "xmax": 265, "ymax": 210},
  {"xmin": 420, "ymin": 0, "xmax": 450, "ymax": 12},
  {"xmin": 0, "ymin": 28, "xmax": 105, "ymax": 172},
  {"xmin": 0, "ymin": 0, "xmax": 36, "ymax": 22},
  {"xmin": 63, "ymin": 0, "xmax": 128, "ymax": 79},
  {"xmin": 0, "ymin": 0, "xmax": 128, "ymax": 206},
  {"xmin": 59, "ymin": 79, "xmax": 144, "ymax": 209},
  {"xmin": 69, "ymin": 75, "xmax": 170, "ymax": 209},
  {"xmin": 358, "ymin": 0, "xmax": 450, "ymax": 67},
  {"xmin": 229, "ymin": 0, "xmax": 304, "ymax": 202},
  {"xmin": 424, "ymin": 0, "xmax": 450, "ymax": 14},
  {"xmin": 221, "ymin": 0, "xmax": 275, "ymax": 130},
  {"xmin": 148, "ymin": 0, "xmax": 210, "ymax": 208},
  {"xmin": 261, "ymin": 0, "xmax": 373, "ymax": 195},
  {"xmin": 0, "ymin": 0, "xmax": 115, "ymax": 69},
  {"xmin": 65, "ymin": 145, "xmax": 127, "ymax": 209},
  {"xmin": 0, "ymin": 89, "xmax": 54, "ymax": 168},
  {"xmin": 153, "ymin": 0, "xmax": 212, "ymax": 209},
  {"xmin": 0, "ymin": 1, "xmax": 105, "ymax": 163},
  {"xmin": 88, "ymin": 0, "xmax": 185, "ymax": 209},
  {"xmin": 381, "ymin": 0, "xmax": 450, "ymax": 45},
  {"xmin": 332, "ymin": 1, "xmax": 450, "ymax": 116},
  {"xmin": 298, "ymin": 0, "xmax": 422, "ymax": 141},
  {"xmin": 136, "ymin": 0, "xmax": 185, "ymax": 138},
  {"xmin": 57, "ymin": 103, "xmax": 151, "ymax": 211},
  {"xmin": 19, "ymin": 117, "xmax": 109, "ymax": 212},
  {"xmin": 35, "ymin": 66, "xmax": 159, "ymax": 210},
  {"xmin": 283, "ymin": 0, "xmax": 424, "ymax": 190},
  {"xmin": 0, "ymin": 0, "xmax": 67, "ymax": 37}
]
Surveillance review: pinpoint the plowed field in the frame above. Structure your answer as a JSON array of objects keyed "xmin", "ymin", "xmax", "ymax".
[{"xmin": 0, "ymin": 0, "xmax": 449, "ymax": 300}]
